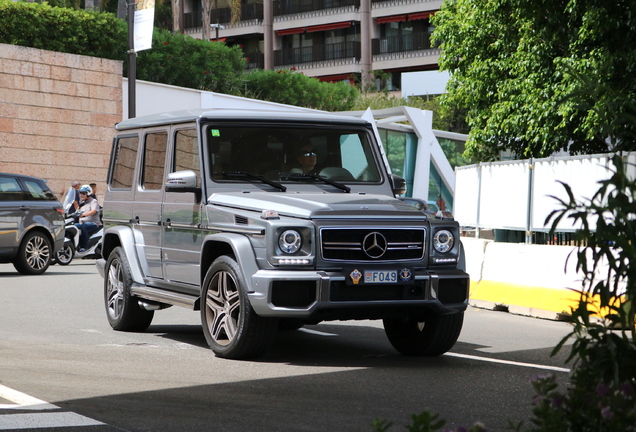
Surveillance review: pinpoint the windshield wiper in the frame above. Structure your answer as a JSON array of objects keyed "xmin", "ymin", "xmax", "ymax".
[
  {"xmin": 222, "ymin": 172, "xmax": 287, "ymax": 192},
  {"xmin": 282, "ymin": 173, "xmax": 351, "ymax": 193}
]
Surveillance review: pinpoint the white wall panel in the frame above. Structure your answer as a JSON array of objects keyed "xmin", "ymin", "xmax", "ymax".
[
  {"xmin": 533, "ymin": 155, "xmax": 612, "ymax": 232},
  {"xmin": 454, "ymin": 152, "xmax": 634, "ymax": 236},
  {"xmin": 479, "ymin": 161, "xmax": 529, "ymax": 230},
  {"xmin": 454, "ymin": 166, "xmax": 479, "ymax": 226}
]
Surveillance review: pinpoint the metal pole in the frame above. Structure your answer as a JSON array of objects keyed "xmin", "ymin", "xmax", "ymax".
[
  {"xmin": 263, "ymin": 0, "xmax": 273, "ymax": 70},
  {"xmin": 360, "ymin": 0, "xmax": 373, "ymax": 90},
  {"xmin": 525, "ymin": 159, "xmax": 534, "ymax": 244},
  {"xmin": 127, "ymin": 0, "xmax": 136, "ymax": 119}
]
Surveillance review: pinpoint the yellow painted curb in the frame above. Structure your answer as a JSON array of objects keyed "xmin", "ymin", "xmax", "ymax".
[{"xmin": 470, "ymin": 280, "xmax": 581, "ymax": 314}]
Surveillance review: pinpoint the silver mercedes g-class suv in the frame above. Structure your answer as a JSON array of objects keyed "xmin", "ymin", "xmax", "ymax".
[{"xmin": 97, "ymin": 109, "xmax": 468, "ymax": 359}]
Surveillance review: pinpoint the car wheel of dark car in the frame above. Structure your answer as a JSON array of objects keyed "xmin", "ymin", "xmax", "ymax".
[
  {"xmin": 13, "ymin": 231, "xmax": 52, "ymax": 275},
  {"xmin": 201, "ymin": 256, "xmax": 278, "ymax": 359},
  {"xmin": 55, "ymin": 241, "xmax": 74, "ymax": 266},
  {"xmin": 104, "ymin": 247, "xmax": 154, "ymax": 331},
  {"xmin": 383, "ymin": 311, "xmax": 464, "ymax": 356}
]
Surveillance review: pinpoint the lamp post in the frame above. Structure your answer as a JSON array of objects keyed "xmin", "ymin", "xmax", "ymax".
[
  {"xmin": 127, "ymin": 0, "xmax": 136, "ymax": 118},
  {"xmin": 209, "ymin": 23, "xmax": 225, "ymax": 41}
]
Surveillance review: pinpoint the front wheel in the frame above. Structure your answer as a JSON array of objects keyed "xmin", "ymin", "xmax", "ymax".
[
  {"xmin": 201, "ymin": 256, "xmax": 278, "ymax": 359},
  {"xmin": 104, "ymin": 247, "xmax": 154, "ymax": 331},
  {"xmin": 13, "ymin": 231, "xmax": 52, "ymax": 275},
  {"xmin": 383, "ymin": 311, "xmax": 464, "ymax": 356},
  {"xmin": 55, "ymin": 241, "xmax": 74, "ymax": 266}
]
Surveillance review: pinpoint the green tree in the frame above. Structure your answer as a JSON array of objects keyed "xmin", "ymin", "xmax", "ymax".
[{"xmin": 433, "ymin": 0, "xmax": 636, "ymax": 162}]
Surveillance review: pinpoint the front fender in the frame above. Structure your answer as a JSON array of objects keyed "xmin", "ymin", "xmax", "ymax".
[
  {"xmin": 201, "ymin": 232, "xmax": 259, "ymax": 294},
  {"xmin": 101, "ymin": 225, "xmax": 145, "ymax": 284}
]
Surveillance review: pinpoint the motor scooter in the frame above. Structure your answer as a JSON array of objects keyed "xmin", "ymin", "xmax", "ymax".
[
  {"xmin": 55, "ymin": 216, "xmax": 103, "ymax": 265},
  {"xmin": 55, "ymin": 187, "xmax": 103, "ymax": 265}
]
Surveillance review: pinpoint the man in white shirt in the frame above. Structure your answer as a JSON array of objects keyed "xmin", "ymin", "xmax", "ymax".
[{"xmin": 74, "ymin": 185, "xmax": 101, "ymax": 252}]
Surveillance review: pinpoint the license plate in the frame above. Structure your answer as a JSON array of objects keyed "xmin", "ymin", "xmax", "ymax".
[{"xmin": 364, "ymin": 270, "xmax": 398, "ymax": 284}]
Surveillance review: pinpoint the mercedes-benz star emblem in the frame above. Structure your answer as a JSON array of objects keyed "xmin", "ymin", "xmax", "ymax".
[{"xmin": 362, "ymin": 232, "xmax": 388, "ymax": 258}]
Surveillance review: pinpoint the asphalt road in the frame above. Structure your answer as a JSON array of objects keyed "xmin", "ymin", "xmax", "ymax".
[{"xmin": 0, "ymin": 261, "xmax": 574, "ymax": 432}]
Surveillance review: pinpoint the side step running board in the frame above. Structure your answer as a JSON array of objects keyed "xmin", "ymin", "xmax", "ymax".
[{"xmin": 131, "ymin": 283, "xmax": 199, "ymax": 310}]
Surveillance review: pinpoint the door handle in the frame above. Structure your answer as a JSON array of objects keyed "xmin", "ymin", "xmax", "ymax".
[
  {"xmin": 164, "ymin": 218, "xmax": 172, "ymax": 228},
  {"xmin": 130, "ymin": 216, "xmax": 140, "ymax": 224},
  {"xmin": 19, "ymin": 206, "xmax": 29, "ymax": 211}
]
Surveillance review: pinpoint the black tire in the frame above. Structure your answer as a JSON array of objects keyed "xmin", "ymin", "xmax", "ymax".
[
  {"xmin": 104, "ymin": 247, "xmax": 154, "ymax": 331},
  {"xmin": 201, "ymin": 256, "xmax": 278, "ymax": 359},
  {"xmin": 383, "ymin": 311, "xmax": 464, "ymax": 356},
  {"xmin": 13, "ymin": 231, "xmax": 52, "ymax": 275},
  {"xmin": 55, "ymin": 241, "xmax": 75, "ymax": 266}
]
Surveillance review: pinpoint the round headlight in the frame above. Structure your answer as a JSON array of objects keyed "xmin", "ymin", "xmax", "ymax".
[
  {"xmin": 279, "ymin": 230, "xmax": 302, "ymax": 254},
  {"xmin": 433, "ymin": 230, "xmax": 454, "ymax": 253}
]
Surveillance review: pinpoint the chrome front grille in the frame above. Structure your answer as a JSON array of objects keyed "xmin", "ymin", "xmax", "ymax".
[{"xmin": 320, "ymin": 227, "xmax": 425, "ymax": 261}]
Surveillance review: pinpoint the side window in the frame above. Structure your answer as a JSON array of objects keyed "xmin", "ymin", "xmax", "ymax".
[
  {"xmin": 110, "ymin": 136, "xmax": 139, "ymax": 189},
  {"xmin": 142, "ymin": 131, "xmax": 168, "ymax": 190},
  {"xmin": 22, "ymin": 179, "xmax": 57, "ymax": 201},
  {"xmin": 173, "ymin": 129, "xmax": 201, "ymax": 187},
  {"xmin": 340, "ymin": 134, "xmax": 381, "ymax": 181},
  {"xmin": 0, "ymin": 177, "xmax": 24, "ymax": 201}
]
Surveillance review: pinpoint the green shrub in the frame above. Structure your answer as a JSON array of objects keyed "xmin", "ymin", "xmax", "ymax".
[
  {"xmin": 0, "ymin": 0, "xmax": 127, "ymax": 59},
  {"xmin": 243, "ymin": 68, "xmax": 358, "ymax": 111},
  {"xmin": 135, "ymin": 29, "xmax": 246, "ymax": 94}
]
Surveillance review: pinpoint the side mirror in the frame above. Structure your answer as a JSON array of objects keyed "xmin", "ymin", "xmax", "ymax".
[
  {"xmin": 165, "ymin": 170, "xmax": 201, "ymax": 196},
  {"xmin": 390, "ymin": 174, "xmax": 407, "ymax": 196}
]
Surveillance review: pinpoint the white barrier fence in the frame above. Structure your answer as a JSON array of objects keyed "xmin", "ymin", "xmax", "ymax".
[{"xmin": 454, "ymin": 152, "xmax": 636, "ymax": 241}]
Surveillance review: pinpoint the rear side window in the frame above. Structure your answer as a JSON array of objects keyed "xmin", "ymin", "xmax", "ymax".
[
  {"xmin": 142, "ymin": 132, "xmax": 168, "ymax": 190},
  {"xmin": 0, "ymin": 176, "xmax": 24, "ymax": 201},
  {"xmin": 110, "ymin": 136, "xmax": 139, "ymax": 189},
  {"xmin": 21, "ymin": 179, "xmax": 57, "ymax": 201}
]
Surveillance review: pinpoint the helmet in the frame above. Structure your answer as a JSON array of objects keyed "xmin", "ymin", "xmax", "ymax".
[{"xmin": 79, "ymin": 184, "xmax": 93, "ymax": 195}]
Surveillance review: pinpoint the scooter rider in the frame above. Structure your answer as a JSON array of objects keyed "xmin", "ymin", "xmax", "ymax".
[{"xmin": 74, "ymin": 185, "xmax": 101, "ymax": 252}]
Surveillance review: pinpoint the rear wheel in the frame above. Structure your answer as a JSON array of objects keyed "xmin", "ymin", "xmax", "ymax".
[
  {"xmin": 55, "ymin": 241, "xmax": 74, "ymax": 266},
  {"xmin": 201, "ymin": 256, "xmax": 278, "ymax": 359},
  {"xmin": 13, "ymin": 231, "xmax": 52, "ymax": 275},
  {"xmin": 104, "ymin": 247, "xmax": 154, "ymax": 331},
  {"xmin": 383, "ymin": 311, "xmax": 464, "ymax": 356}
]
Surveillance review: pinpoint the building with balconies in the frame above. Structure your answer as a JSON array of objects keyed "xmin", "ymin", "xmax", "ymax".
[{"xmin": 181, "ymin": 0, "xmax": 443, "ymax": 91}]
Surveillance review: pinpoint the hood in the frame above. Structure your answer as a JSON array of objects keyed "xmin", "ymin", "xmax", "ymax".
[{"xmin": 207, "ymin": 192, "xmax": 426, "ymax": 220}]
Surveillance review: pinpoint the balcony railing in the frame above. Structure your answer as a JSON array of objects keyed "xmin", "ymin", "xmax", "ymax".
[
  {"xmin": 184, "ymin": 5, "xmax": 263, "ymax": 29},
  {"xmin": 372, "ymin": 32, "xmax": 434, "ymax": 54},
  {"xmin": 274, "ymin": 0, "xmax": 359, "ymax": 17},
  {"xmin": 245, "ymin": 52, "xmax": 265, "ymax": 70},
  {"xmin": 274, "ymin": 41, "xmax": 361, "ymax": 66}
]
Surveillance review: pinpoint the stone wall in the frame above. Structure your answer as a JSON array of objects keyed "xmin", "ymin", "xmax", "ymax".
[{"xmin": 0, "ymin": 43, "xmax": 122, "ymax": 203}]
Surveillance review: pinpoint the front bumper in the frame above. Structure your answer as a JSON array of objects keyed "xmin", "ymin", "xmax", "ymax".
[{"xmin": 249, "ymin": 268, "xmax": 469, "ymax": 320}]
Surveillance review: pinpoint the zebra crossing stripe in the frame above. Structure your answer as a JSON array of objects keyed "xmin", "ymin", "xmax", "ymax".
[
  {"xmin": 0, "ymin": 384, "xmax": 57, "ymax": 410},
  {"xmin": 0, "ymin": 384, "xmax": 104, "ymax": 429},
  {"xmin": 0, "ymin": 412, "xmax": 104, "ymax": 430}
]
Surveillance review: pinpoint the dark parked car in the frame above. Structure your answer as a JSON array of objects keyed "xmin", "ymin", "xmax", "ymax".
[{"xmin": 0, "ymin": 173, "xmax": 65, "ymax": 274}]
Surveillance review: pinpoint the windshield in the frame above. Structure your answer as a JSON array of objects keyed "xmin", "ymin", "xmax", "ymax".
[{"xmin": 204, "ymin": 123, "xmax": 382, "ymax": 186}]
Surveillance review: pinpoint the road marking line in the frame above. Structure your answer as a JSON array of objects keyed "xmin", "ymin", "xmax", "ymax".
[
  {"xmin": 0, "ymin": 385, "xmax": 57, "ymax": 411},
  {"xmin": 0, "ymin": 412, "xmax": 104, "ymax": 430},
  {"xmin": 445, "ymin": 352, "xmax": 571, "ymax": 373}
]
